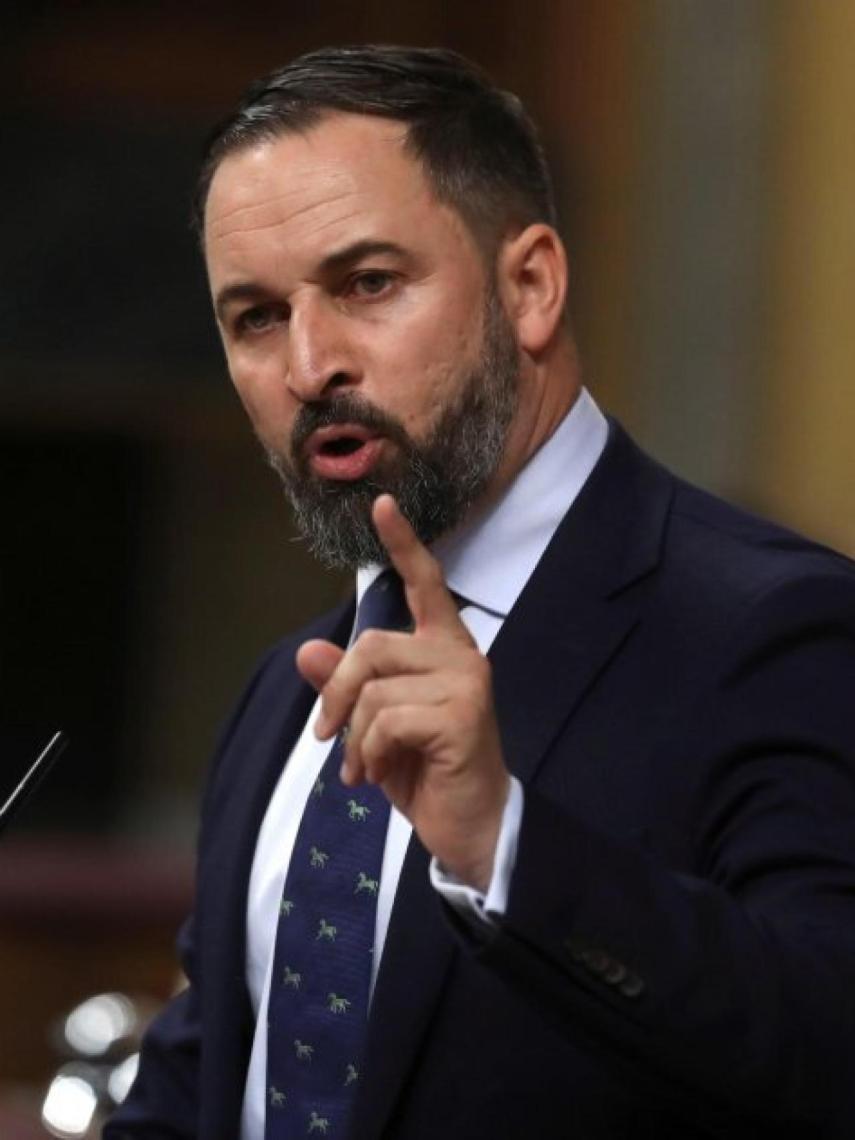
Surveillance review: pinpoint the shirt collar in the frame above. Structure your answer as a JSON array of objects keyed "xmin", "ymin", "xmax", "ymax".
[{"xmin": 356, "ymin": 387, "xmax": 608, "ymax": 616}]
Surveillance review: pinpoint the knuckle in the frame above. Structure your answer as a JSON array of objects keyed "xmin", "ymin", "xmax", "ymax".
[
  {"xmin": 452, "ymin": 660, "xmax": 493, "ymax": 720},
  {"xmin": 477, "ymin": 657, "xmax": 494, "ymax": 693},
  {"xmin": 360, "ymin": 678, "xmax": 382, "ymax": 712},
  {"xmin": 374, "ymin": 705, "xmax": 401, "ymax": 746},
  {"xmin": 457, "ymin": 626, "xmax": 478, "ymax": 650},
  {"xmin": 322, "ymin": 676, "xmax": 344, "ymax": 709},
  {"xmin": 357, "ymin": 628, "xmax": 384, "ymax": 655},
  {"xmin": 464, "ymin": 654, "xmax": 490, "ymax": 692},
  {"xmin": 360, "ymin": 731, "xmax": 381, "ymax": 770}
]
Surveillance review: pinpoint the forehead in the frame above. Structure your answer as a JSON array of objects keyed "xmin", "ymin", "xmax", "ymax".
[{"xmin": 204, "ymin": 113, "xmax": 470, "ymax": 266}]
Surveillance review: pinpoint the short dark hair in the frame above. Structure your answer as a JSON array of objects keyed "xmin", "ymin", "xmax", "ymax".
[{"xmin": 194, "ymin": 44, "xmax": 557, "ymax": 251}]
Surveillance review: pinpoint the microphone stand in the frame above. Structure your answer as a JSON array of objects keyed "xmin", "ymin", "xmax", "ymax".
[{"xmin": 0, "ymin": 731, "xmax": 68, "ymax": 835}]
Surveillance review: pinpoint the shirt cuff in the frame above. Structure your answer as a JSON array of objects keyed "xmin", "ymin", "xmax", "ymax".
[{"xmin": 429, "ymin": 776, "xmax": 523, "ymax": 925}]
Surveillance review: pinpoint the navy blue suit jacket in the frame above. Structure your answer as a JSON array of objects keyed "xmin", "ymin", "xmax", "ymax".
[{"xmin": 107, "ymin": 424, "xmax": 855, "ymax": 1138}]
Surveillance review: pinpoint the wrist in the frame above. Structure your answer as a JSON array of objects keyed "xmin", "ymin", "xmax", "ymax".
[{"xmin": 439, "ymin": 775, "xmax": 511, "ymax": 892}]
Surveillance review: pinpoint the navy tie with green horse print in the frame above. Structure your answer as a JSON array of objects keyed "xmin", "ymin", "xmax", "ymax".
[{"xmin": 265, "ymin": 570, "xmax": 411, "ymax": 1139}]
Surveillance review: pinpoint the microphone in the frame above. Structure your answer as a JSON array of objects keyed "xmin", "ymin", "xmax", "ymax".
[{"xmin": 0, "ymin": 731, "xmax": 69, "ymax": 835}]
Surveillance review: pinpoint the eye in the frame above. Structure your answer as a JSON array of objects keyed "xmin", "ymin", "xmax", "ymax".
[
  {"xmin": 349, "ymin": 270, "xmax": 396, "ymax": 299},
  {"xmin": 235, "ymin": 304, "xmax": 286, "ymax": 335}
]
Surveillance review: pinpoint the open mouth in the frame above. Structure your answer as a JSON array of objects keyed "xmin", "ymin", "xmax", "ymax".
[
  {"xmin": 305, "ymin": 424, "xmax": 384, "ymax": 481},
  {"xmin": 319, "ymin": 436, "xmax": 365, "ymax": 457}
]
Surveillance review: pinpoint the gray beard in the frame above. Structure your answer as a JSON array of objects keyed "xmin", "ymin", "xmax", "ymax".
[{"xmin": 265, "ymin": 291, "xmax": 520, "ymax": 569}]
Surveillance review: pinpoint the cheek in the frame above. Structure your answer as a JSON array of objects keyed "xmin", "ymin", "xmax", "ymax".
[
  {"xmin": 389, "ymin": 323, "xmax": 477, "ymax": 430},
  {"xmin": 228, "ymin": 358, "xmax": 295, "ymax": 440}
]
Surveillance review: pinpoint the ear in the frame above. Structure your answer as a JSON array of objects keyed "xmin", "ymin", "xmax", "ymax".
[{"xmin": 496, "ymin": 224, "xmax": 568, "ymax": 355}]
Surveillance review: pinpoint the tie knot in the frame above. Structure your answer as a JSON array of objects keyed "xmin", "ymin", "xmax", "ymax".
[{"xmin": 354, "ymin": 570, "xmax": 411, "ymax": 637}]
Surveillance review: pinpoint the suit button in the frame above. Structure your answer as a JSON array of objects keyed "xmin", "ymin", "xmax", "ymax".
[
  {"xmin": 581, "ymin": 948, "xmax": 610, "ymax": 975},
  {"xmin": 603, "ymin": 959, "xmax": 628, "ymax": 986},
  {"xmin": 619, "ymin": 972, "xmax": 645, "ymax": 999}
]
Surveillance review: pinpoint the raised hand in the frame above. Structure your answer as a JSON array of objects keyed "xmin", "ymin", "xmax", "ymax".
[{"xmin": 296, "ymin": 494, "xmax": 510, "ymax": 892}]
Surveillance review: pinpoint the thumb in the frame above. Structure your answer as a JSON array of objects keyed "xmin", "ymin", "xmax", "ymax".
[{"xmin": 296, "ymin": 639, "xmax": 345, "ymax": 693}]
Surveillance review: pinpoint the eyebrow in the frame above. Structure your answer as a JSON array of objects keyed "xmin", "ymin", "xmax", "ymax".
[
  {"xmin": 214, "ymin": 282, "xmax": 267, "ymax": 323},
  {"xmin": 213, "ymin": 240, "xmax": 410, "ymax": 322},
  {"xmin": 317, "ymin": 239, "xmax": 409, "ymax": 275}
]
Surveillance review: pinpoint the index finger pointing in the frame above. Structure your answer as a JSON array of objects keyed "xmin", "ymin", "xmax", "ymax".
[{"xmin": 372, "ymin": 494, "xmax": 465, "ymax": 635}]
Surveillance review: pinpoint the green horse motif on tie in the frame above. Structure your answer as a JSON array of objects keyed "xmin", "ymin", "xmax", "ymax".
[
  {"xmin": 355, "ymin": 871, "xmax": 379, "ymax": 896},
  {"xmin": 294, "ymin": 1039, "xmax": 314, "ymax": 1061},
  {"xmin": 308, "ymin": 1112, "xmax": 330, "ymax": 1134},
  {"xmin": 347, "ymin": 799, "xmax": 371, "ymax": 821},
  {"xmin": 309, "ymin": 846, "xmax": 329, "ymax": 869},
  {"xmin": 282, "ymin": 965, "xmax": 301, "ymax": 989},
  {"xmin": 327, "ymin": 992, "xmax": 351, "ymax": 1014},
  {"xmin": 316, "ymin": 918, "xmax": 337, "ymax": 942},
  {"xmin": 268, "ymin": 1086, "xmax": 286, "ymax": 1108}
]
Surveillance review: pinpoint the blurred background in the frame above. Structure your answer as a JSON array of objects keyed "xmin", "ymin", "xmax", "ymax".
[{"xmin": 2, "ymin": 0, "xmax": 854, "ymax": 1134}]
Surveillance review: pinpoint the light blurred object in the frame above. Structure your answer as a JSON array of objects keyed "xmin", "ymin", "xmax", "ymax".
[
  {"xmin": 107, "ymin": 1053, "xmax": 139, "ymax": 1106},
  {"xmin": 41, "ymin": 992, "xmax": 154, "ymax": 1139},
  {"xmin": 41, "ymin": 1066, "xmax": 100, "ymax": 1138},
  {"xmin": 62, "ymin": 993, "xmax": 137, "ymax": 1058}
]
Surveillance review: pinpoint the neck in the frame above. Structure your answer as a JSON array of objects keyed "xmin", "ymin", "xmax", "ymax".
[{"xmin": 485, "ymin": 338, "xmax": 582, "ymax": 508}]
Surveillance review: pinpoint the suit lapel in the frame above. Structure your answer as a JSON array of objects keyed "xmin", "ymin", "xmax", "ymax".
[
  {"xmin": 352, "ymin": 424, "xmax": 674, "ymax": 1136},
  {"xmin": 491, "ymin": 424, "xmax": 673, "ymax": 784}
]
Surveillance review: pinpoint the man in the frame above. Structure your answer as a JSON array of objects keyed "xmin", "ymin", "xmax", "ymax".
[{"xmin": 106, "ymin": 45, "xmax": 855, "ymax": 1139}]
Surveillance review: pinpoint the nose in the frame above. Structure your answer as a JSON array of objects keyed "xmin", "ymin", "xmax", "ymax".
[{"xmin": 286, "ymin": 296, "xmax": 358, "ymax": 402}]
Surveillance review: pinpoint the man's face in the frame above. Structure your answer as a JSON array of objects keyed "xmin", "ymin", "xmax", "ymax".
[{"xmin": 204, "ymin": 113, "xmax": 521, "ymax": 567}]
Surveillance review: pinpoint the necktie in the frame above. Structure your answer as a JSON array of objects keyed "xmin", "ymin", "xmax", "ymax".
[{"xmin": 265, "ymin": 570, "xmax": 410, "ymax": 1139}]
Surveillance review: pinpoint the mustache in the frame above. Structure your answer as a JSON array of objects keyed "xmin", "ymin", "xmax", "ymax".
[{"xmin": 290, "ymin": 394, "xmax": 412, "ymax": 465}]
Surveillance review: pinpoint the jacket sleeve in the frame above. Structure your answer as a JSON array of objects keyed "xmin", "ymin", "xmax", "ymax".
[
  {"xmin": 102, "ymin": 918, "xmax": 203, "ymax": 1139},
  {"xmin": 102, "ymin": 642, "xmax": 289, "ymax": 1139},
  {"xmin": 464, "ymin": 569, "xmax": 855, "ymax": 1136}
]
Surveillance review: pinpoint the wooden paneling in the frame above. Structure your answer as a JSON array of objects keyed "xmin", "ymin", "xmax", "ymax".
[
  {"xmin": 758, "ymin": 2, "xmax": 855, "ymax": 555},
  {"xmin": 0, "ymin": 838, "xmax": 191, "ymax": 1084}
]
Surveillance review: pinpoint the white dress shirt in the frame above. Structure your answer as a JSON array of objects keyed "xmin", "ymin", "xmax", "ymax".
[{"xmin": 240, "ymin": 388, "xmax": 608, "ymax": 1140}]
